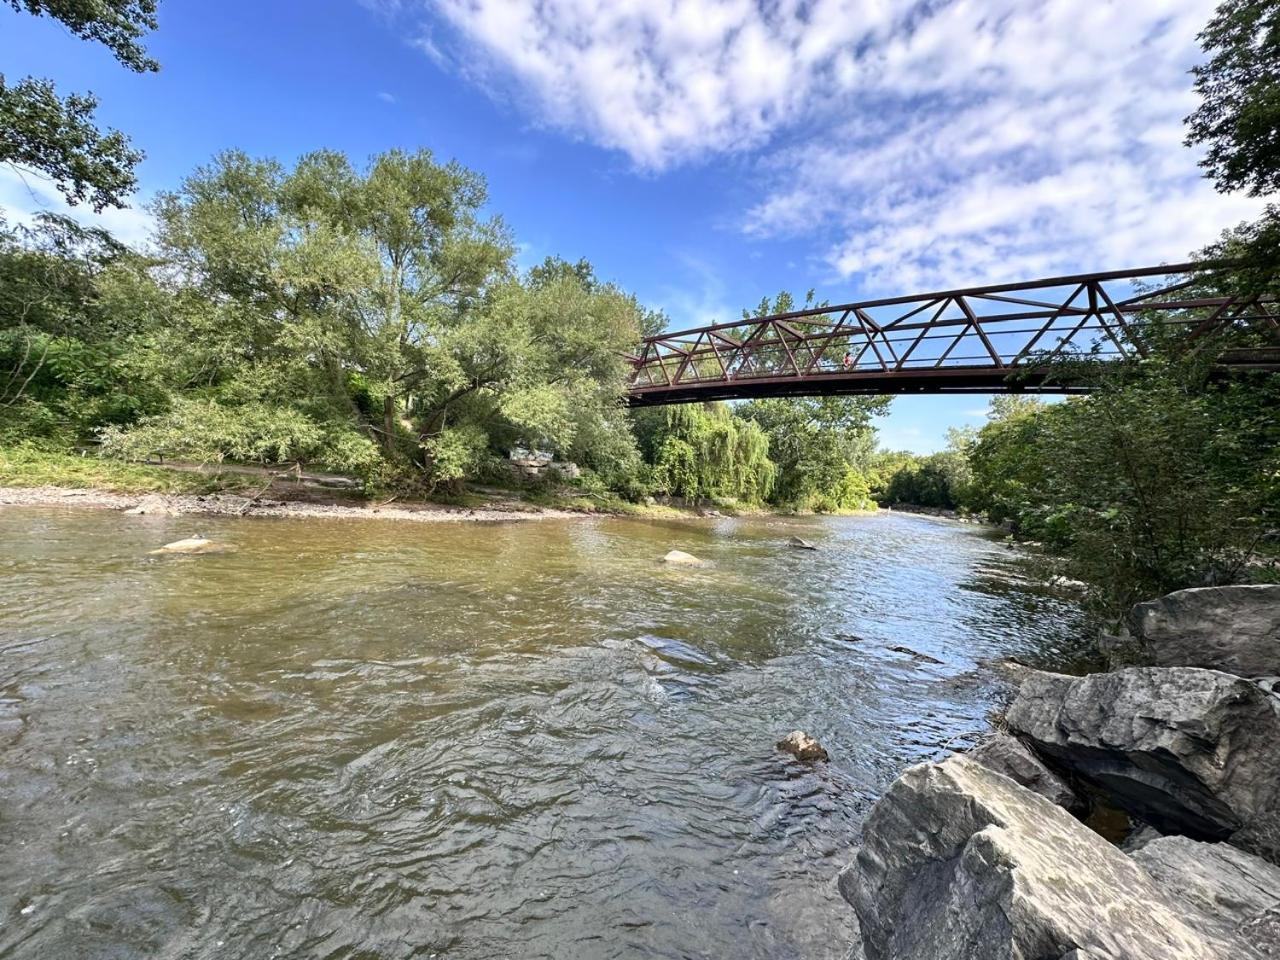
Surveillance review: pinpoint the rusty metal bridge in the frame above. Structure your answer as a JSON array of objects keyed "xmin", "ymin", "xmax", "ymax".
[{"xmin": 625, "ymin": 264, "xmax": 1280, "ymax": 406}]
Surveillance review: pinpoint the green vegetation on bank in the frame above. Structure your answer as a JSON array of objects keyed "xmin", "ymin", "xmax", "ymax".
[{"xmin": 0, "ymin": 148, "xmax": 888, "ymax": 514}]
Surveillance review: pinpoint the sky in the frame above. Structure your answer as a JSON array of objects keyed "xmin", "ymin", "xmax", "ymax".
[{"xmin": 0, "ymin": 0, "xmax": 1264, "ymax": 451}]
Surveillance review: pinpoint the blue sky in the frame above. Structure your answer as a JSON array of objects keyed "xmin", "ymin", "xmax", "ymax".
[{"xmin": 0, "ymin": 0, "xmax": 1262, "ymax": 451}]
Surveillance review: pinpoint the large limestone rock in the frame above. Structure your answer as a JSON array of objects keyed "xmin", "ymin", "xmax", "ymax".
[
  {"xmin": 1005, "ymin": 667, "xmax": 1280, "ymax": 861},
  {"xmin": 1132, "ymin": 835, "xmax": 1280, "ymax": 957},
  {"xmin": 1129, "ymin": 585, "xmax": 1280, "ymax": 676},
  {"xmin": 840, "ymin": 755, "xmax": 1237, "ymax": 959},
  {"xmin": 966, "ymin": 733, "xmax": 1079, "ymax": 811}
]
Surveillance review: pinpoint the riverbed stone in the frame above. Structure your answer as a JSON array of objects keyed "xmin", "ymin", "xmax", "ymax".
[
  {"xmin": 150, "ymin": 536, "xmax": 228, "ymax": 555},
  {"xmin": 1005, "ymin": 667, "xmax": 1280, "ymax": 862},
  {"xmin": 788, "ymin": 536, "xmax": 817, "ymax": 550},
  {"xmin": 839, "ymin": 754, "xmax": 1236, "ymax": 959},
  {"xmin": 1131, "ymin": 835, "xmax": 1280, "ymax": 957},
  {"xmin": 1128, "ymin": 585, "xmax": 1280, "ymax": 676},
  {"xmin": 966, "ymin": 733, "xmax": 1080, "ymax": 811},
  {"xmin": 777, "ymin": 730, "xmax": 828, "ymax": 762},
  {"xmin": 661, "ymin": 549, "xmax": 704, "ymax": 565}
]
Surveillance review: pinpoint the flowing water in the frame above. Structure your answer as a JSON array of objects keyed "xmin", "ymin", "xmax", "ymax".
[{"xmin": 0, "ymin": 506, "xmax": 1089, "ymax": 960}]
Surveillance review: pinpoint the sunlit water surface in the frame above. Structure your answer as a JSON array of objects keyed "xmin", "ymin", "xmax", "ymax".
[{"xmin": 0, "ymin": 507, "xmax": 1089, "ymax": 959}]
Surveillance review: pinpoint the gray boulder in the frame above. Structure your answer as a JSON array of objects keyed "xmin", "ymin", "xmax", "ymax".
[
  {"xmin": 1132, "ymin": 835, "xmax": 1280, "ymax": 957},
  {"xmin": 1005, "ymin": 667, "xmax": 1280, "ymax": 862},
  {"xmin": 966, "ymin": 733, "xmax": 1080, "ymax": 811},
  {"xmin": 840, "ymin": 754, "xmax": 1235, "ymax": 959},
  {"xmin": 1129, "ymin": 585, "xmax": 1280, "ymax": 676}
]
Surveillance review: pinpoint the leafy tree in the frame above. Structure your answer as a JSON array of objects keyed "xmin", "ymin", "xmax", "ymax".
[
  {"xmin": 732, "ymin": 290, "xmax": 890, "ymax": 511},
  {"xmin": 2, "ymin": 0, "xmax": 158, "ymax": 210},
  {"xmin": 649, "ymin": 402, "xmax": 774, "ymax": 504},
  {"xmin": 1186, "ymin": 0, "xmax": 1280, "ymax": 197}
]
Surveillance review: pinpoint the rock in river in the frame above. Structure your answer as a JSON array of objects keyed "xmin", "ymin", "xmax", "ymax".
[
  {"xmin": 1005, "ymin": 666, "xmax": 1280, "ymax": 862},
  {"xmin": 661, "ymin": 549, "xmax": 704, "ymax": 566},
  {"xmin": 150, "ymin": 536, "xmax": 229, "ymax": 555},
  {"xmin": 788, "ymin": 536, "xmax": 817, "ymax": 550},
  {"xmin": 1131, "ymin": 835, "xmax": 1280, "ymax": 957},
  {"xmin": 777, "ymin": 730, "xmax": 828, "ymax": 762},
  {"xmin": 124, "ymin": 493, "xmax": 181, "ymax": 517},
  {"xmin": 1128, "ymin": 585, "xmax": 1280, "ymax": 676},
  {"xmin": 840, "ymin": 754, "xmax": 1238, "ymax": 959},
  {"xmin": 966, "ymin": 733, "xmax": 1080, "ymax": 811}
]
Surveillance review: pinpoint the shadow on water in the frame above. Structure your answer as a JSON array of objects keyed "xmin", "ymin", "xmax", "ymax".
[{"xmin": 0, "ymin": 507, "xmax": 1088, "ymax": 959}]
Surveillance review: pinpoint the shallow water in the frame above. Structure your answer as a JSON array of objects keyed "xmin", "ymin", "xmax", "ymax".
[{"xmin": 0, "ymin": 507, "xmax": 1088, "ymax": 959}]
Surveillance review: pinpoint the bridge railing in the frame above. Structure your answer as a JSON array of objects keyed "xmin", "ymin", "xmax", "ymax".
[{"xmin": 626, "ymin": 264, "xmax": 1280, "ymax": 402}]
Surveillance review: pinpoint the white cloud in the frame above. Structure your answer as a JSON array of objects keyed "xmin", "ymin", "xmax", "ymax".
[
  {"xmin": 393, "ymin": 0, "xmax": 1263, "ymax": 293},
  {"xmin": 377, "ymin": 90, "xmax": 397, "ymax": 103},
  {"xmin": 0, "ymin": 165, "xmax": 155, "ymax": 250}
]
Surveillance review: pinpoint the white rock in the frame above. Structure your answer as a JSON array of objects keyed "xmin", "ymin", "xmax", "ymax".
[
  {"xmin": 150, "ymin": 536, "xmax": 227, "ymax": 555},
  {"xmin": 661, "ymin": 550, "xmax": 703, "ymax": 566}
]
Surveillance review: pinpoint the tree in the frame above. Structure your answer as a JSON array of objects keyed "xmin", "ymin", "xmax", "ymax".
[
  {"xmin": 1185, "ymin": 0, "xmax": 1280, "ymax": 298},
  {"xmin": 734, "ymin": 291, "xmax": 890, "ymax": 510},
  {"xmin": 1186, "ymin": 0, "xmax": 1280, "ymax": 197},
  {"xmin": 649, "ymin": 402, "xmax": 774, "ymax": 504},
  {"xmin": 2, "ymin": 0, "xmax": 158, "ymax": 210}
]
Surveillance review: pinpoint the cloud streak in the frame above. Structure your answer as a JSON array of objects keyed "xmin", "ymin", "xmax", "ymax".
[{"xmin": 392, "ymin": 0, "xmax": 1263, "ymax": 291}]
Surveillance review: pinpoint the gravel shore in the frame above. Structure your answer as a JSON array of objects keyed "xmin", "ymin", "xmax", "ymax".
[{"xmin": 0, "ymin": 485, "xmax": 590, "ymax": 524}]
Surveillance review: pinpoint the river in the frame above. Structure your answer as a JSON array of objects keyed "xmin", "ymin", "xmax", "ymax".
[{"xmin": 0, "ymin": 507, "xmax": 1089, "ymax": 960}]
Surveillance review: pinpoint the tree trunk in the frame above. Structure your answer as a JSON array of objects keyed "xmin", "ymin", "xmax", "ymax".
[{"xmin": 382, "ymin": 394, "xmax": 397, "ymax": 453}]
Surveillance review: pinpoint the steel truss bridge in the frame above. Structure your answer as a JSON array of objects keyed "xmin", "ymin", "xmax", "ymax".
[{"xmin": 624, "ymin": 264, "xmax": 1280, "ymax": 406}]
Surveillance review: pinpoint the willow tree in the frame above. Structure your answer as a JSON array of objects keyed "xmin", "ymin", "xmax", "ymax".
[{"xmin": 651, "ymin": 402, "xmax": 775, "ymax": 504}]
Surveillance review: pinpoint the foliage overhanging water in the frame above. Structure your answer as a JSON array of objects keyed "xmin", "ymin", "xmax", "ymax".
[{"xmin": 0, "ymin": 508, "xmax": 1089, "ymax": 959}]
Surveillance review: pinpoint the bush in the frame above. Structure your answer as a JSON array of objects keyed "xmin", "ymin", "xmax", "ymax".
[{"xmin": 97, "ymin": 397, "xmax": 380, "ymax": 473}]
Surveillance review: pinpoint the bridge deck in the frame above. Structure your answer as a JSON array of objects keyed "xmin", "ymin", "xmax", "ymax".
[{"xmin": 625, "ymin": 264, "xmax": 1280, "ymax": 406}]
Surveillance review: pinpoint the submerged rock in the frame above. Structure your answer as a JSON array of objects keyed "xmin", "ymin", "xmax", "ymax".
[
  {"xmin": 1131, "ymin": 835, "xmax": 1280, "ymax": 957},
  {"xmin": 840, "ymin": 754, "xmax": 1238, "ymax": 960},
  {"xmin": 788, "ymin": 536, "xmax": 817, "ymax": 550},
  {"xmin": 661, "ymin": 550, "xmax": 704, "ymax": 566},
  {"xmin": 125, "ymin": 493, "xmax": 181, "ymax": 517},
  {"xmin": 1005, "ymin": 667, "xmax": 1280, "ymax": 862},
  {"xmin": 887, "ymin": 645, "xmax": 943, "ymax": 665},
  {"xmin": 150, "ymin": 536, "xmax": 229, "ymax": 555},
  {"xmin": 1129, "ymin": 585, "xmax": 1280, "ymax": 676},
  {"xmin": 777, "ymin": 730, "xmax": 828, "ymax": 762},
  {"xmin": 966, "ymin": 733, "xmax": 1080, "ymax": 811}
]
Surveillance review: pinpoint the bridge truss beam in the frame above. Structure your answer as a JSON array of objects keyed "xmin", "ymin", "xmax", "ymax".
[{"xmin": 625, "ymin": 264, "xmax": 1280, "ymax": 405}]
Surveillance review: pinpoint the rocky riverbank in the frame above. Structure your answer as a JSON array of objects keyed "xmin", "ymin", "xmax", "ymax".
[
  {"xmin": 0, "ymin": 485, "xmax": 592, "ymax": 524},
  {"xmin": 838, "ymin": 584, "xmax": 1280, "ymax": 959}
]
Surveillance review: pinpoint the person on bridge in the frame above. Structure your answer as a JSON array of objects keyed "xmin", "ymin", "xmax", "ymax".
[{"xmin": 842, "ymin": 351, "xmax": 853, "ymax": 371}]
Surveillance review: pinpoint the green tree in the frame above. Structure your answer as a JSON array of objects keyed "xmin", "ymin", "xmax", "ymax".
[
  {"xmin": 649, "ymin": 402, "xmax": 774, "ymax": 504},
  {"xmin": 1186, "ymin": 0, "xmax": 1280, "ymax": 197},
  {"xmin": 2, "ymin": 0, "xmax": 159, "ymax": 210}
]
